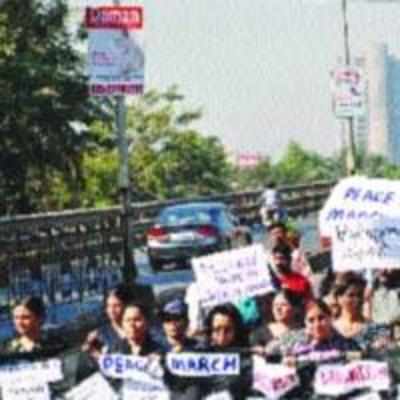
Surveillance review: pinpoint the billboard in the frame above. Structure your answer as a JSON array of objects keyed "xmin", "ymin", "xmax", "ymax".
[
  {"xmin": 85, "ymin": 6, "xmax": 144, "ymax": 96},
  {"xmin": 331, "ymin": 66, "xmax": 366, "ymax": 118}
]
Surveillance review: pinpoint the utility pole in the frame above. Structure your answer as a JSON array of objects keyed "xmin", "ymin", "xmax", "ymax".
[
  {"xmin": 341, "ymin": 0, "xmax": 357, "ymax": 175},
  {"xmin": 113, "ymin": 0, "xmax": 136, "ymax": 283}
]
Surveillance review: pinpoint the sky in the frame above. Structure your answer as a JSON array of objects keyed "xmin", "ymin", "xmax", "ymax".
[{"xmin": 70, "ymin": 0, "xmax": 400, "ymax": 161}]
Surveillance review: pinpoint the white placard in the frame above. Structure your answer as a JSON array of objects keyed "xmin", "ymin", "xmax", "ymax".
[
  {"xmin": 319, "ymin": 177, "xmax": 400, "ymax": 237},
  {"xmin": 1, "ymin": 381, "xmax": 50, "ymax": 400},
  {"xmin": 122, "ymin": 378, "xmax": 170, "ymax": 400},
  {"xmin": 0, "ymin": 359, "xmax": 63, "ymax": 384},
  {"xmin": 99, "ymin": 354, "xmax": 163, "ymax": 381},
  {"xmin": 85, "ymin": 6, "xmax": 144, "ymax": 96},
  {"xmin": 332, "ymin": 218, "xmax": 400, "ymax": 271},
  {"xmin": 64, "ymin": 373, "xmax": 118, "ymax": 400},
  {"xmin": 252, "ymin": 356, "xmax": 299, "ymax": 400},
  {"xmin": 314, "ymin": 361, "xmax": 390, "ymax": 396},
  {"xmin": 166, "ymin": 353, "xmax": 240, "ymax": 377},
  {"xmin": 192, "ymin": 245, "xmax": 273, "ymax": 307}
]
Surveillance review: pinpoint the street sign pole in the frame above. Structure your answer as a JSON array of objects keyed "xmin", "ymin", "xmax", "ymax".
[
  {"xmin": 113, "ymin": 0, "xmax": 136, "ymax": 283},
  {"xmin": 342, "ymin": 0, "xmax": 357, "ymax": 175}
]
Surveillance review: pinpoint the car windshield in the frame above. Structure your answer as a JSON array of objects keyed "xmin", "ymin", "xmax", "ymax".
[{"xmin": 158, "ymin": 207, "xmax": 220, "ymax": 226}]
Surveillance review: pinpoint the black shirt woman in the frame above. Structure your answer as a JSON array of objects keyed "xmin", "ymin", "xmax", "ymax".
[{"xmin": 201, "ymin": 303, "xmax": 252, "ymax": 400}]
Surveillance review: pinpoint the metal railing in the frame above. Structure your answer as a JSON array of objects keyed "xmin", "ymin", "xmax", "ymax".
[{"xmin": 0, "ymin": 181, "xmax": 334, "ymax": 324}]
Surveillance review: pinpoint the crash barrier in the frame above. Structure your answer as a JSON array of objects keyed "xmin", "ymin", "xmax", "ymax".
[
  {"xmin": 1, "ymin": 347, "xmax": 400, "ymax": 399},
  {"xmin": 0, "ymin": 181, "xmax": 333, "ymax": 323}
]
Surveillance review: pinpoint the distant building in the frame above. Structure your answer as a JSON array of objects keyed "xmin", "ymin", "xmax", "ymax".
[
  {"xmin": 366, "ymin": 43, "xmax": 391, "ymax": 162},
  {"xmin": 224, "ymin": 147, "xmax": 266, "ymax": 169},
  {"xmin": 336, "ymin": 43, "xmax": 400, "ymax": 164}
]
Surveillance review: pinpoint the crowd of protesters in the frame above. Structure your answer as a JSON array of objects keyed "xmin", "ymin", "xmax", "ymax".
[{"xmin": 2, "ymin": 221, "xmax": 400, "ymax": 399}]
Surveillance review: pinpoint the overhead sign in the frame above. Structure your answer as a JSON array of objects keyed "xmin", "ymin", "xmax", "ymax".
[
  {"xmin": 85, "ymin": 6, "xmax": 144, "ymax": 96},
  {"xmin": 331, "ymin": 66, "xmax": 366, "ymax": 118}
]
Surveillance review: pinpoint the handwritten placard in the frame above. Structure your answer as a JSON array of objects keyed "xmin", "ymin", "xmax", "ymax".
[
  {"xmin": 166, "ymin": 353, "xmax": 240, "ymax": 377},
  {"xmin": 122, "ymin": 379, "xmax": 170, "ymax": 400},
  {"xmin": 331, "ymin": 218, "xmax": 400, "ymax": 271},
  {"xmin": 314, "ymin": 361, "xmax": 390, "ymax": 396},
  {"xmin": 64, "ymin": 373, "xmax": 118, "ymax": 400},
  {"xmin": 99, "ymin": 354, "xmax": 163, "ymax": 381},
  {"xmin": 252, "ymin": 356, "xmax": 299, "ymax": 400},
  {"xmin": 0, "ymin": 359, "xmax": 63, "ymax": 384},
  {"xmin": 1, "ymin": 381, "xmax": 50, "ymax": 400},
  {"xmin": 319, "ymin": 177, "xmax": 400, "ymax": 237},
  {"xmin": 192, "ymin": 245, "xmax": 273, "ymax": 307}
]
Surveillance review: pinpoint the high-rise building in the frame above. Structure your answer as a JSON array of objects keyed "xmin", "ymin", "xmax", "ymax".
[{"xmin": 366, "ymin": 43, "xmax": 391, "ymax": 162}]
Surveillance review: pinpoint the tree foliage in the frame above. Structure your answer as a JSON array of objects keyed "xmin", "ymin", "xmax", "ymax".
[
  {"xmin": 0, "ymin": 0, "xmax": 108, "ymax": 214},
  {"xmin": 126, "ymin": 88, "xmax": 232, "ymax": 200}
]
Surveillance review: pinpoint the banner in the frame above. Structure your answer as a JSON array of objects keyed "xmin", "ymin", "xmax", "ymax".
[
  {"xmin": 166, "ymin": 353, "xmax": 240, "ymax": 377},
  {"xmin": 64, "ymin": 373, "xmax": 118, "ymax": 400},
  {"xmin": 252, "ymin": 356, "xmax": 299, "ymax": 400},
  {"xmin": 331, "ymin": 66, "xmax": 366, "ymax": 118},
  {"xmin": 192, "ymin": 245, "xmax": 273, "ymax": 307},
  {"xmin": 85, "ymin": 6, "xmax": 144, "ymax": 96},
  {"xmin": 0, "ymin": 359, "xmax": 63, "ymax": 384},
  {"xmin": 99, "ymin": 354, "xmax": 163, "ymax": 381},
  {"xmin": 314, "ymin": 361, "xmax": 390, "ymax": 396}
]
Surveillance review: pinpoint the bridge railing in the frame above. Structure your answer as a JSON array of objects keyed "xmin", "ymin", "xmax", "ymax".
[{"xmin": 0, "ymin": 180, "xmax": 334, "ymax": 325}]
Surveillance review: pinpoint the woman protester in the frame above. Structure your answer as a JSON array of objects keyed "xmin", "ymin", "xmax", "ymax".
[
  {"xmin": 4, "ymin": 296, "xmax": 63, "ymax": 357},
  {"xmin": 3, "ymin": 297, "xmax": 66, "ymax": 398},
  {"xmin": 82, "ymin": 285, "xmax": 131, "ymax": 356},
  {"xmin": 201, "ymin": 303, "xmax": 253, "ymax": 400},
  {"xmin": 109, "ymin": 301, "xmax": 161, "ymax": 355},
  {"xmin": 333, "ymin": 272, "xmax": 392, "ymax": 355},
  {"xmin": 283, "ymin": 299, "xmax": 361, "ymax": 400},
  {"xmin": 77, "ymin": 285, "xmax": 132, "ymax": 383},
  {"xmin": 250, "ymin": 289, "xmax": 304, "ymax": 358}
]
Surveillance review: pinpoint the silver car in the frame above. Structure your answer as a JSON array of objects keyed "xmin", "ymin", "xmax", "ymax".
[{"xmin": 146, "ymin": 202, "xmax": 252, "ymax": 271}]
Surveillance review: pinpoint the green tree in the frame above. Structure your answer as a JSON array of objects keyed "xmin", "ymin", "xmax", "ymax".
[
  {"xmin": 127, "ymin": 87, "xmax": 232, "ymax": 200},
  {"xmin": 0, "ymin": 0, "xmax": 107, "ymax": 214},
  {"xmin": 233, "ymin": 157, "xmax": 273, "ymax": 190},
  {"xmin": 272, "ymin": 141, "xmax": 341, "ymax": 184}
]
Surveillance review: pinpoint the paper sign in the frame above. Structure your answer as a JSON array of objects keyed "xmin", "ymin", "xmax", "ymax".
[
  {"xmin": 204, "ymin": 391, "xmax": 233, "ymax": 400},
  {"xmin": 122, "ymin": 379, "xmax": 170, "ymax": 400},
  {"xmin": 85, "ymin": 6, "xmax": 144, "ymax": 96},
  {"xmin": 332, "ymin": 218, "xmax": 400, "ymax": 271},
  {"xmin": 314, "ymin": 361, "xmax": 390, "ymax": 396},
  {"xmin": 64, "ymin": 373, "xmax": 118, "ymax": 400},
  {"xmin": 99, "ymin": 354, "xmax": 163, "ymax": 381},
  {"xmin": 252, "ymin": 356, "xmax": 299, "ymax": 400},
  {"xmin": 192, "ymin": 245, "xmax": 273, "ymax": 307},
  {"xmin": 319, "ymin": 177, "xmax": 400, "ymax": 237},
  {"xmin": 2, "ymin": 381, "xmax": 50, "ymax": 400},
  {"xmin": 0, "ymin": 359, "xmax": 63, "ymax": 384},
  {"xmin": 166, "ymin": 353, "xmax": 240, "ymax": 377}
]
